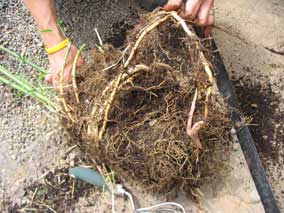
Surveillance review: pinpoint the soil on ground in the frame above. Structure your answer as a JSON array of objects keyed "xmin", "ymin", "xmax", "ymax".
[{"xmin": 215, "ymin": 0, "xmax": 284, "ymax": 209}]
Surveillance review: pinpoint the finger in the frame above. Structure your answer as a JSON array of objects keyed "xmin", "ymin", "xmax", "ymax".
[
  {"xmin": 163, "ymin": 0, "xmax": 183, "ymax": 11},
  {"xmin": 64, "ymin": 71, "xmax": 70, "ymax": 83},
  {"xmin": 53, "ymin": 73, "xmax": 61, "ymax": 89},
  {"xmin": 77, "ymin": 57, "xmax": 85, "ymax": 67},
  {"xmin": 196, "ymin": 0, "xmax": 213, "ymax": 26},
  {"xmin": 207, "ymin": 11, "xmax": 214, "ymax": 26},
  {"xmin": 204, "ymin": 25, "xmax": 213, "ymax": 37},
  {"xmin": 203, "ymin": 11, "xmax": 214, "ymax": 37},
  {"xmin": 180, "ymin": 0, "xmax": 203, "ymax": 20},
  {"xmin": 45, "ymin": 73, "xmax": 53, "ymax": 85}
]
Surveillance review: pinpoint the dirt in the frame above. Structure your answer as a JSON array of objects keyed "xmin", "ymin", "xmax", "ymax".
[
  {"xmin": 233, "ymin": 80, "xmax": 284, "ymax": 209},
  {"xmin": 234, "ymin": 81, "xmax": 283, "ymax": 160},
  {"xmin": 9, "ymin": 166, "xmax": 96, "ymax": 212},
  {"xmin": 58, "ymin": 0, "xmax": 140, "ymax": 48},
  {"xmin": 215, "ymin": 0, "xmax": 284, "ymax": 209}
]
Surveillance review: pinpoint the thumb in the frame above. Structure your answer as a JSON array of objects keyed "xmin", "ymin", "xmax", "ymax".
[
  {"xmin": 163, "ymin": 0, "xmax": 183, "ymax": 11},
  {"xmin": 45, "ymin": 73, "xmax": 53, "ymax": 85}
]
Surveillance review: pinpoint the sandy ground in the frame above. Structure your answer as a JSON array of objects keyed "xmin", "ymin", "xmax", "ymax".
[
  {"xmin": 0, "ymin": 0, "xmax": 283, "ymax": 212},
  {"xmin": 0, "ymin": 0, "xmax": 141, "ymax": 210},
  {"xmin": 215, "ymin": 0, "xmax": 284, "ymax": 210}
]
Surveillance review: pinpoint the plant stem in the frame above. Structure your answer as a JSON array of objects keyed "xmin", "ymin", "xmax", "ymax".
[
  {"xmin": 72, "ymin": 43, "xmax": 86, "ymax": 103},
  {"xmin": 0, "ymin": 45, "xmax": 47, "ymax": 74},
  {"xmin": 59, "ymin": 43, "xmax": 75, "ymax": 122},
  {"xmin": 0, "ymin": 76, "xmax": 32, "ymax": 96},
  {"xmin": 0, "ymin": 65, "xmax": 57, "ymax": 110}
]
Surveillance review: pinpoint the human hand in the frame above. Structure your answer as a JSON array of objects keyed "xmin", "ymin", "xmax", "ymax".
[
  {"xmin": 45, "ymin": 44, "xmax": 84, "ymax": 86},
  {"xmin": 164, "ymin": 0, "xmax": 214, "ymax": 37}
]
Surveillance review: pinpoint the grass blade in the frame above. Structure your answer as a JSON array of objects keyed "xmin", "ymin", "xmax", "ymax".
[
  {"xmin": 0, "ymin": 65, "xmax": 58, "ymax": 111},
  {"xmin": 0, "ymin": 45, "xmax": 47, "ymax": 74}
]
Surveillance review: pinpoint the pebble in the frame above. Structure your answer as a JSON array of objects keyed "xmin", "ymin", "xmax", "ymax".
[
  {"xmin": 247, "ymin": 190, "xmax": 261, "ymax": 204},
  {"xmin": 70, "ymin": 160, "xmax": 75, "ymax": 167},
  {"xmin": 21, "ymin": 197, "xmax": 28, "ymax": 205},
  {"xmin": 232, "ymin": 135, "xmax": 239, "ymax": 143},
  {"xmin": 3, "ymin": 119, "xmax": 8, "ymax": 125},
  {"xmin": 230, "ymin": 128, "xmax": 236, "ymax": 135},
  {"xmin": 221, "ymin": 153, "xmax": 229, "ymax": 161},
  {"xmin": 8, "ymin": 145, "xmax": 13, "ymax": 150},
  {"xmin": 233, "ymin": 143, "xmax": 239, "ymax": 151}
]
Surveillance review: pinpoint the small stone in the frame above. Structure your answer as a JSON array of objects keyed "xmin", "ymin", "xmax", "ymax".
[
  {"xmin": 221, "ymin": 153, "xmax": 229, "ymax": 161},
  {"xmin": 247, "ymin": 191, "xmax": 261, "ymax": 204},
  {"xmin": 72, "ymin": 16, "xmax": 78, "ymax": 22},
  {"xmin": 21, "ymin": 197, "xmax": 28, "ymax": 205},
  {"xmin": 232, "ymin": 135, "xmax": 239, "ymax": 143},
  {"xmin": 262, "ymin": 135, "xmax": 268, "ymax": 140},
  {"xmin": 3, "ymin": 119, "xmax": 8, "ymax": 125},
  {"xmin": 233, "ymin": 143, "xmax": 239, "ymax": 151},
  {"xmin": 69, "ymin": 151, "xmax": 77, "ymax": 161},
  {"xmin": 70, "ymin": 160, "xmax": 75, "ymax": 167},
  {"xmin": 59, "ymin": 159, "xmax": 67, "ymax": 166},
  {"xmin": 251, "ymin": 104, "xmax": 258, "ymax": 108},
  {"xmin": 11, "ymin": 155, "xmax": 17, "ymax": 160},
  {"xmin": 37, "ymin": 43, "xmax": 43, "ymax": 48},
  {"xmin": 230, "ymin": 128, "xmax": 236, "ymax": 135}
]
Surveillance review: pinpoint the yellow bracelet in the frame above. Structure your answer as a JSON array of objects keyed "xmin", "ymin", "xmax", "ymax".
[{"xmin": 45, "ymin": 38, "xmax": 70, "ymax": 54}]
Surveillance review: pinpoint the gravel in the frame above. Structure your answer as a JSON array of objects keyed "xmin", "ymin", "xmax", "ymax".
[
  {"xmin": 0, "ymin": 0, "xmax": 139, "ymax": 210},
  {"xmin": 0, "ymin": 0, "xmax": 67, "ymax": 208}
]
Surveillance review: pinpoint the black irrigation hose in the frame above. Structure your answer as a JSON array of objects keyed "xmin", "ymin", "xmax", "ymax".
[{"xmin": 194, "ymin": 27, "xmax": 280, "ymax": 213}]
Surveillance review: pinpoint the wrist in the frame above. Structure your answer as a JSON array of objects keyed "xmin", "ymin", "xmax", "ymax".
[{"xmin": 40, "ymin": 24, "xmax": 66, "ymax": 48}]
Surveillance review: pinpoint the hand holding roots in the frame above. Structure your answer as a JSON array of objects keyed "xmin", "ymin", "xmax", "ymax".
[{"xmin": 62, "ymin": 10, "xmax": 230, "ymax": 192}]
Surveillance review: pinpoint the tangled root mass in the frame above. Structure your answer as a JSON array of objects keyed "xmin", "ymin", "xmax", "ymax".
[{"xmin": 63, "ymin": 11, "xmax": 231, "ymax": 192}]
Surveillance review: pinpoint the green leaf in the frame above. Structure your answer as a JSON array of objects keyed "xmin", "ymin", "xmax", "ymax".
[
  {"xmin": 15, "ymin": 91, "xmax": 24, "ymax": 99},
  {"xmin": 37, "ymin": 72, "xmax": 47, "ymax": 81},
  {"xmin": 56, "ymin": 18, "xmax": 63, "ymax": 27},
  {"xmin": 40, "ymin": 29, "xmax": 53, "ymax": 33}
]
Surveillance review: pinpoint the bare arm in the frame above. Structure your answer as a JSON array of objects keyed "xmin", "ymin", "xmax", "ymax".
[
  {"xmin": 23, "ymin": 0, "xmax": 83, "ymax": 86},
  {"xmin": 23, "ymin": 0, "xmax": 65, "ymax": 48}
]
